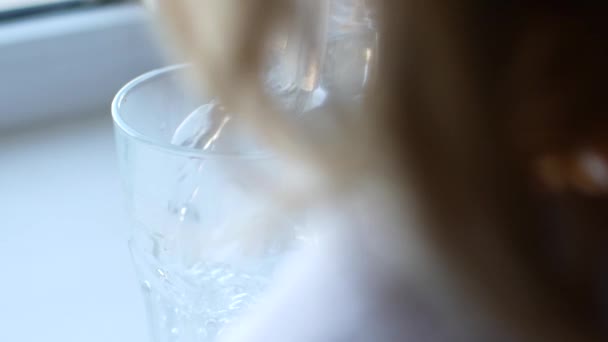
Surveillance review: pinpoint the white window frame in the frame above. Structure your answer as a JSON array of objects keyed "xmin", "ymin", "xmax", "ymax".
[{"xmin": 0, "ymin": 2, "xmax": 165, "ymax": 130}]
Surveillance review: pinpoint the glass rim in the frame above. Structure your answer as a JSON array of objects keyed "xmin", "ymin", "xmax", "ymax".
[{"xmin": 111, "ymin": 64, "xmax": 271, "ymax": 160}]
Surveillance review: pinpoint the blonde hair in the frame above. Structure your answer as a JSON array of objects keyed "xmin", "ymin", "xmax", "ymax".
[{"xmin": 149, "ymin": 1, "xmax": 607, "ymax": 340}]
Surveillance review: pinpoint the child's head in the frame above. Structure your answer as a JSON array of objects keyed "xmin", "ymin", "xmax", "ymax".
[{"xmin": 154, "ymin": 0, "xmax": 607, "ymax": 339}]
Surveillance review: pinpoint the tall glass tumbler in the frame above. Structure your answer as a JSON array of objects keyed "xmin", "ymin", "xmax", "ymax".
[{"xmin": 111, "ymin": 65, "xmax": 304, "ymax": 342}]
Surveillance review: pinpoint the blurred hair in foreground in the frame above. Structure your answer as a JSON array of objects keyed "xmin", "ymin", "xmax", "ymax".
[{"xmin": 147, "ymin": 0, "xmax": 608, "ymax": 340}]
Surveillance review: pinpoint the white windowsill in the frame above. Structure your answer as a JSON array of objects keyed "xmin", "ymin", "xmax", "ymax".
[
  {"xmin": 0, "ymin": 113, "xmax": 150, "ymax": 342},
  {"xmin": 0, "ymin": 4, "xmax": 166, "ymax": 339},
  {"xmin": 0, "ymin": 3, "xmax": 166, "ymax": 130}
]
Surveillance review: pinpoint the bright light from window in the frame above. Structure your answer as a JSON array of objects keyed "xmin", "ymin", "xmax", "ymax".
[{"xmin": 0, "ymin": 0, "xmax": 81, "ymax": 12}]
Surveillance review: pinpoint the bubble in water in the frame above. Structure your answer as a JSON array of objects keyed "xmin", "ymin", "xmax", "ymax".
[
  {"xmin": 157, "ymin": 268, "xmax": 168, "ymax": 279},
  {"xmin": 142, "ymin": 280, "xmax": 152, "ymax": 292},
  {"xmin": 231, "ymin": 293, "xmax": 248, "ymax": 301}
]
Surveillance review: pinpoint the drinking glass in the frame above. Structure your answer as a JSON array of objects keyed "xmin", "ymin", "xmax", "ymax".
[{"xmin": 112, "ymin": 65, "xmax": 304, "ymax": 342}]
